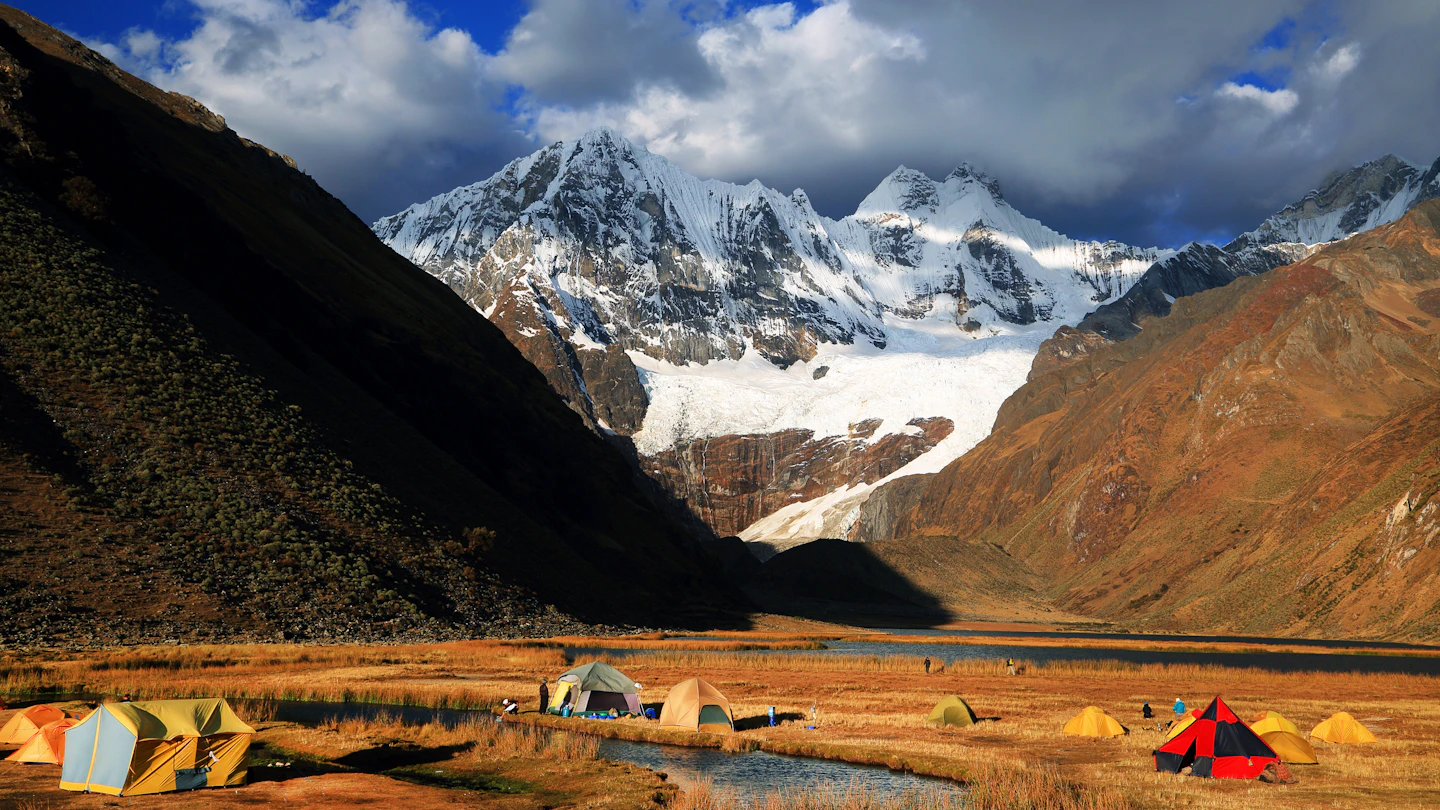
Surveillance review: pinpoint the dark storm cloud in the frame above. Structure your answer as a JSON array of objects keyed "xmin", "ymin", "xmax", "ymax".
[{"xmin": 489, "ymin": 0, "xmax": 720, "ymax": 104}]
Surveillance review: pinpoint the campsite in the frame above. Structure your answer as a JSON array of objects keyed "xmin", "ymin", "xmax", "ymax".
[{"xmin": 2, "ymin": 626, "xmax": 1438, "ymax": 808}]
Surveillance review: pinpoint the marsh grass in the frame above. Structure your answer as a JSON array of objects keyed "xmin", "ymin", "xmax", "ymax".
[
  {"xmin": 1, "ymin": 641, "xmax": 560, "ymax": 710},
  {"xmin": 8, "ymin": 637, "xmax": 1439, "ymax": 809},
  {"xmin": 304, "ymin": 713, "xmax": 598, "ymax": 763}
]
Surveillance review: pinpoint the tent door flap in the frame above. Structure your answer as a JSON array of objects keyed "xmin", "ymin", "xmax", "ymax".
[{"xmin": 176, "ymin": 767, "xmax": 210, "ymax": 791}]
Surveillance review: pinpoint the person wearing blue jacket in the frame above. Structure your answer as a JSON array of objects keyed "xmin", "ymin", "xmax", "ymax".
[{"xmin": 1173, "ymin": 697, "xmax": 1186, "ymax": 716}]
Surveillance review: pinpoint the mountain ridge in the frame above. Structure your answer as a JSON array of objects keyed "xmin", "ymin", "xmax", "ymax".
[
  {"xmin": 0, "ymin": 6, "xmax": 737, "ymax": 643},
  {"xmin": 374, "ymin": 128, "xmax": 1169, "ymax": 546},
  {"xmin": 858, "ymin": 199, "xmax": 1440, "ymax": 640}
]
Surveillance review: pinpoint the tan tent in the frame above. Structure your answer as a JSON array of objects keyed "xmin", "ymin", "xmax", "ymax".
[
  {"xmin": 1310, "ymin": 712, "xmax": 1377, "ymax": 744},
  {"xmin": 926, "ymin": 696, "xmax": 977, "ymax": 727},
  {"xmin": 1062, "ymin": 706, "xmax": 1126, "ymax": 738},
  {"xmin": 0, "ymin": 704, "xmax": 66, "ymax": 745},
  {"xmin": 6, "ymin": 718, "xmax": 77, "ymax": 764},
  {"xmin": 1249, "ymin": 711, "xmax": 1317, "ymax": 764},
  {"xmin": 60, "ymin": 699, "xmax": 253, "ymax": 796},
  {"xmin": 658, "ymin": 678, "xmax": 734, "ymax": 733}
]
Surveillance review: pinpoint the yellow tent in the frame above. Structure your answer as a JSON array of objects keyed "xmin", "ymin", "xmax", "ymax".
[
  {"xmin": 1164, "ymin": 709, "xmax": 1201, "ymax": 740},
  {"xmin": 0, "ymin": 704, "xmax": 66, "ymax": 745},
  {"xmin": 658, "ymin": 678, "xmax": 734, "ymax": 733},
  {"xmin": 1248, "ymin": 711, "xmax": 1317, "ymax": 764},
  {"xmin": 6, "ymin": 718, "xmax": 77, "ymax": 764},
  {"xmin": 1062, "ymin": 706, "xmax": 1126, "ymax": 738},
  {"xmin": 1248, "ymin": 711, "xmax": 1301, "ymax": 737},
  {"xmin": 59, "ymin": 699, "xmax": 253, "ymax": 796},
  {"xmin": 926, "ymin": 696, "xmax": 977, "ymax": 727},
  {"xmin": 1310, "ymin": 712, "xmax": 1377, "ymax": 744}
]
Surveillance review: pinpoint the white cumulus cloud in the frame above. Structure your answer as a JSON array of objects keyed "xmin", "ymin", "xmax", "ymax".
[
  {"xmin": 1216, "ymin": 81, "xmax": 1301, "ymax": 115},
  {"xmin": 94, "ymin": 0, "xmax": 528, "ymax": 220}
]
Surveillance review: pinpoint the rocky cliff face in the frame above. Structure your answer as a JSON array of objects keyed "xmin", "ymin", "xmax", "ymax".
[
  {"xmin": 375, "ymin": 129, "xmax": 1166, "ymax": 539},
  {"xmin": 864, "ymin": 201, "xmax": 1440, "ymax": 640},
  {"xmin": 642, "ymin": 417, "xmax": 953, "ymax": 539}
]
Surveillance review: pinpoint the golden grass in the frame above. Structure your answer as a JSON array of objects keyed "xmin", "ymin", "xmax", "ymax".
[
  {"xmin": 6, "ymin": 634, "xmax": 1439, "ymax": 809},
  {"xmin": 299, "ymin": 713, "xmax": 600, "ymax": 763},
  {"xmin": 1, "ymin": 640, "xmax": 564, "ymax": 711}
]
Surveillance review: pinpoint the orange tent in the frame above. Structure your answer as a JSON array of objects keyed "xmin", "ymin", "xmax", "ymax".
[
  {"xmin": 0, "ymin": 705, "xmax": 66, "ymax": 745},
  {"xmin": 5, "ymin": 718, "xmax": 77, "ymax": 764}
]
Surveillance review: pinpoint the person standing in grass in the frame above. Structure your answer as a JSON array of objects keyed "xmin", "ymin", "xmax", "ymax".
[
  {"xmin": 1173, "ymin": 697, "xmax": 1185, "ymax": 716},
  {"xmin": 924, "ymin": 657, "xmax": 931, "ymax": 674},
  {"xmin": 539, "ymin": 677, "xmax": 549, "ymax": 713},
  {"xmin": 1006, "ymin": 658, "xmax": 1016, "ymax": 676}
]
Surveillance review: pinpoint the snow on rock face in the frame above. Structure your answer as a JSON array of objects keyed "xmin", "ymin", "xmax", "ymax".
[
  {"xmin": 1232, "ymin": 154, "xmax": 1440, "ymax": 250},
  {"xmin": 372, "ymin": 128, "xmax": 1169, "ymax": 544},
  {"xmin": 375, "ymin": 127, "xmax": 1167, "ymax": 370},
  {"xmin": 1075, "ymin": 153, "xmax": 1440, "ymax": 342}
]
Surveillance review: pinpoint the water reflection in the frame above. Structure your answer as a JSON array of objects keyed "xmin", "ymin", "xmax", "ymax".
[{"xmin": 568, "ymin": 641, "xmax": 1440, "ymax": 676}]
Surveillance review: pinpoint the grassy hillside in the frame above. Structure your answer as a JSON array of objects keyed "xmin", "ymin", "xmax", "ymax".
[{"xmin": 0, "ymin": 7, "xmax": 737, "ymax": 643}]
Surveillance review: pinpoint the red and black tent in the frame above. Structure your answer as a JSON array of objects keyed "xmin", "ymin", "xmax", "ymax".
[{"xmin": 1154, "ymin": 697, "xmax": 1277, "ymax": 779}]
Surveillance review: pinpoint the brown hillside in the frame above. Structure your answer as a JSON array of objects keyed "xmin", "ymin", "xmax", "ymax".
[
  {"xmin": 871, "ymin": 200, "xmax": 1440, "ymax": 640},
  {"xmin": 0, "ymin": 6, "xmax": 738, "ymax": 643}
]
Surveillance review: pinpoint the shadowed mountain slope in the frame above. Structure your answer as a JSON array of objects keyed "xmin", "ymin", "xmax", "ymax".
[
  {"xmin": 868, "ymin": 201, "xmax": 1440, "ymax": 640},
  {"xmin": 0, "ymin": 7, "xmax": 737, "ymax": 643}
]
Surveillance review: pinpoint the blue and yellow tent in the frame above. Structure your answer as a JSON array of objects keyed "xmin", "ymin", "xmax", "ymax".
[{"xmin": 60, "ymin": 698, "xmax": 253, "ymax": 796}]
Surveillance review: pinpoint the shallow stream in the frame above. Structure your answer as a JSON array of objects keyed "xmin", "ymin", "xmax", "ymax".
[{"xmin": 268, "ymin": 700, "xmax": 961, "ymax": 802}]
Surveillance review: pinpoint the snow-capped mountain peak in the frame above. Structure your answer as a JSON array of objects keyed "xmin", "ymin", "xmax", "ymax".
[
  {"xmin": 372, "ymin": 128, "xmax": 1169, "ymax": 547},
  {"xmin": 376, "ymin": 128, "xmax": 1169, "ymax": 372},
  {"xmin": 1230, "ymin": 153, "xmax": 1438, "ymax": 249}
]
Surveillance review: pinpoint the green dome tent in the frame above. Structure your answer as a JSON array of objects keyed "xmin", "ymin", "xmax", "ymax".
[
  {"xmin": 548, "ymin": 661, "xmax": 643, "ymax": 715},
  {"xmin": 926, "ymin": 696, "xmax": 977, "ymax": 727}
]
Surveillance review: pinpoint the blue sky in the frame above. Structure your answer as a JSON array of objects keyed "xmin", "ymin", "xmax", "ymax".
[{"xmin": 26, "ymin": 0, "xmax": 1440, "ymax": 248}]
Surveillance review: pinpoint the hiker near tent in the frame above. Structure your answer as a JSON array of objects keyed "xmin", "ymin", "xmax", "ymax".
[
  {"xmin": 1143, "ymin": 702, "xmax": 1153, "ymax": 719},
  {"xmin": 924, "ymin": 657, "xmax": 931, "ymax": 674},
  {"xmin": 1154, "ymin": 697, "xmax": 1276, "ymax": 779},
  {"xmin": 547, "ymin": 662, "xmax": 643, "ymax": 716},
  {"xmin": 60, "ymin": 698, "xmax": 253, "ymax": 796},
  {"xmin": 539, "ymin": 678, "xmax": 549, "ymax": 712},
  {"xmin": 1173, "ymin": 698, "xmax": 1186, "ymax": 715}
]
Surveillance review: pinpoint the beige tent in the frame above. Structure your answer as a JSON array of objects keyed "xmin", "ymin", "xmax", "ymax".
[
  {"xmin": 658, "ymin": 678, "xmax": 734, "ymax": 733},
  {"xmin": 60, "ymin": 699, "xmax": 253, "ymax": 796},
  {"xmin": 926, "ymin": 696, "xmax": 977, "ymax": 727},
  {"xmin": 6, "ymin": 718, "xmax": 77, "ymax": 764},
  {"xmin": 1310, "ymin": 712, "xmax": 1377, "ymax": 744},
  {"xmin": 1249, "ymin": 711, "xmax": 1317, "ymax": 764},
  {"xmin": 1062, "ymin": 706, "xmax": 1126, "ymax": 738},
  {"xmin": 0, "ymin": 704, "xmax": 66, "ymax": 745}
]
